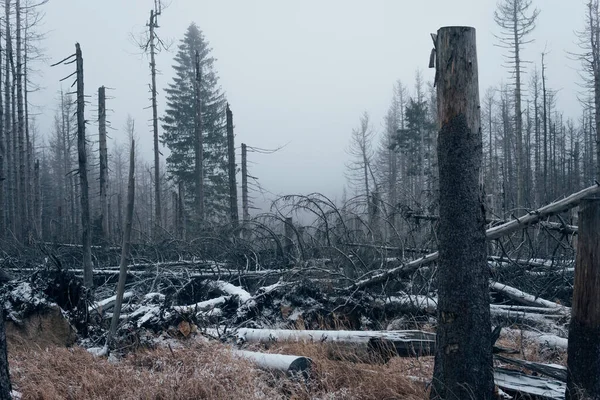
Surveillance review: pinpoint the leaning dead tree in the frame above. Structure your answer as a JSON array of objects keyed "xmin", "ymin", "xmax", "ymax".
[
  {"xmin": 429, "ymin": 26, "xmax": 494, "ymax": 400},
  {"xmin": 108, "ymin": 139, "xmax": 136, "ymax": 348}
]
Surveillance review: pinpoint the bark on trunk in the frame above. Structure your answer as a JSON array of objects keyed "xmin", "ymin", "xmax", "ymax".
[
  {"xmin": 0, "ymin": 308, "xmax": 11, "ymax": 399},
  {"xmin": 430, "ymin": 26, "xmax": 494, "ymax": 400},
  {"xmin": 566, "ymin": 196, "xmax": 600, "ymax": 399}
]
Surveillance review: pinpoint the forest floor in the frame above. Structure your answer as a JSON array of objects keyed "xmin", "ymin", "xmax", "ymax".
[{"xmin": 6, "ymin": 327, "xmax": 567, "ymax": 400}]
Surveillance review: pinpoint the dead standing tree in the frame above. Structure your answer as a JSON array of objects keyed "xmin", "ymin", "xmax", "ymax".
[
  {"xmin": 494, "ymin": 0, "xmax": 540, "ymax": 208},
  {"xmin": 138, "ymin": 0, "xmax": 166, "ymax": 238},
  {"xmin": 98, "ymin": 86, "xmax": 108, "ymax": 241},
  {"xmin": 51, "ymin": 44, "xmax": 93, "ymax": 289},
  {"xmin": 194, "ymin": 50, "xmax": 204, "ymax": 222},
  {"xmin": 226, "ymin": 103, "xmax": 239, "ymax": 227},
  {"xmin": 429, "ymin": 27, "xmax": 494, "ymax": 400}
]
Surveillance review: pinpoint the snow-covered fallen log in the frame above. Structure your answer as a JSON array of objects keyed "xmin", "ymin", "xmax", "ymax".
[
  {"xmin": 173, "ymin": 296, "xmax": 229, "ymax": 313},
  {"xmin": 234, "ymin": 328, "xmax": 435, "ymax": 357},
  {"xmin": 233, "ymin": 349, "xmax": 312, "ymax": 376},
  {"xmin": 504, "ymin": 328, "xmax": 568, "ymax": 350},
  {"xmin": 490, "ymin": 282, "xmax": 568, "ymax": 311},
  {"xmin": 494, "ymin": 367, "xmax": 565, "ymax": 400},
  {"xmin": 212, "ymin": 281, "xmax": 251, "ymax": 303},
  {"xmin": 88, "ymin": 291, "xmax": 134, "ymax": 314}
]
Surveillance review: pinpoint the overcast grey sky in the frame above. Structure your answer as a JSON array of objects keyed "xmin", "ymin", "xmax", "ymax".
[{"xmin": 32, "ymin": 0, "xmax": 585, "ymax": 208}]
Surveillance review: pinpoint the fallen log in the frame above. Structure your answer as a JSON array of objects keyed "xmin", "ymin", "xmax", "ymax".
[
  {"xmin": 88, "ymin": 291, "xmax": 134, "ymax": 314},
  {"xmin": 504, "ymin": 328, "xmax": 568, "ymax": 350},
  {"xmin": 348, "ymin": 183, "xmax": 600, "ymax": 291},
  {"xmin": 233, "ymin": 328, "xmax": 436, "ymax": 358},
  {"xmin": 232, "ymin": 349, "xmax": 312, "ymax": 376},
  {"xmin": 495, "ymin": 354, "xmax": 567, "ymax": 383},
  {"xmin": 494, "ymin": 367, "xmax": 565, "ymax": 400},
  {"xmin": 490, "ymin": 282, "xmax": 568, "ymax": 311}
]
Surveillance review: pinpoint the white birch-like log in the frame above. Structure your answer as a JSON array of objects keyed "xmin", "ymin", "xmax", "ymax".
[{"xmin": 232, "ymin": 349, "xmax": 311, "ymax": 375}]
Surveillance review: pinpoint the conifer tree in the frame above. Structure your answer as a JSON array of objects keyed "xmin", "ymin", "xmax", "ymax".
[{"xmin": 162, "ymin": 23, "xmax": 228, "ymax": 226}]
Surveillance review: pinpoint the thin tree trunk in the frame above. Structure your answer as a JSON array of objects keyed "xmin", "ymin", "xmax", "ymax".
[
  {"xmin": 193, "ymin": 50, "xmax": 204, "ymax": 222},
  {"xmin": 241, "ymin": 142, "xmax": 249, "ymax": 222},
  {"xmin": 226, "ymin": 103, "xmax": 238, "ymax": 227},
  {"xmin": 513, "ymin": 3, "xmax": 524, "ymax": 208},
  {"xmin": 542, "ymin": 53, "xmax": 548, "ymax": 202},
  {"xmin": 76, "ymin": 43, "xmax": 93, "ymax": 290},
  {"xmin": 0, "ymin": 19, "xmax": 4, "ymax": 240},
  {"xmin": 0, "ymin": 307, "xmax": 11, "ymax": 399},
  {"xmin": 3, "ymin": 10, "xmax": 11, "ymax": 237},
  {"xmin": 149, "ymin": 9, "xmax": 161, "ymax": 236},
  {"xmin": 430, "ymin": 26, "xmax": 494, "ymax": 400},
  {"xmin": 108, "ymin": 140, "xmax": 135, "ymax": 348},
  {"xmin": 178, "ymin": 180, "xmax": 185, "ymax": 240},
  {"xmin": 98, "ymin": 86, "xmax": 108, "ymax": 240},
  {"xmin": 16, "ymin": 0, "xmax": 27, "ymax": 243},
  {"xmin": 566, "ymin": 196, "xmax": 600, "ymax": 399}
]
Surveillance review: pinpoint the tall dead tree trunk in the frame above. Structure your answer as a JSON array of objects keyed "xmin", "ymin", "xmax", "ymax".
[
  {"xmin": 193, "ymin": 50, "xmax": 204, "ymax": 222},
  {"xmin": 430, "ymin": 26, "xmax": 494, "ymax": 400},
  {"xmin": 33, "ymin": 158, "xmax": 39, "ymax": 236},
  {"xmin": 0, "ymin": 20, "xmax": 4, "ymax": 240},
  {"xmin": 592, "ymin": 1, "xmax": 600, "ymax": 181},
  {"xmin": 148, "ymin": 8, "xmax": 161, "ymax": 236},
  {"xmin": 542, "ymin": 53, "xmax": 549, "ymax": 203},
  {"xmin": 16, "ymin": 0, "xmax": 27, "ymax": 243},
  {"xmin": 108, "ymin": 140, "xmax": 135, "ymax": 348},
  {"xmin": 241, "ymin": 143, "xmax": 249, "ymax": 222},
  {"xmin": 5, "ymin": 0, "xmax": 15, "ymax": 238},
  {"xmin": 98, "ymin": 86, "xmax": 108, "ymax": 241},
  {"xmin": 76, "ymin": 43, "xmax": 93, "ymax": 290},
  {"xmin": 226, "ymin": 103, "xmax": 238, "ymax": 227},
  {"xmin": 566, "ymin": 196, "xmax": 600, "ymax": 399}
]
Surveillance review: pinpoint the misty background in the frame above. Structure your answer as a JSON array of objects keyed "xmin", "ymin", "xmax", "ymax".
[{"xmin": 31, "ymin": 0, "xmax": 584, "ymax": 209}]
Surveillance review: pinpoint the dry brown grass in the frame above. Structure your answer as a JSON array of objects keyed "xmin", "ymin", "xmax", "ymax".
[
  {"xmin": 9, "ymin": 341, "xmax": 284, "ymax": 400},
  {"xmin": 7, "ymin": 328, "xmax": 567, "ymax": 400},
  {"xmin": 8, "ymin": 338, "xmax": 431, "ymax": 400},
  {"xmin": 256, "ymin": 342, "xmax": 431, "ymax": 400}
]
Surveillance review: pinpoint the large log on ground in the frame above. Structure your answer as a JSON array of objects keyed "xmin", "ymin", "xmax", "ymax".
[
  {"xmin": 494, "ymin": 367, "xmax": 565, "ymax": 400},
  {"xmin": 490, "ymin": 282, "xmax": 568, "ymax": 311},
  {"xmin": 495, "ymin": 354, "xmax": 567, "ymax": 383},
  {"xmin": 234, "ymin": 328, "xmax": 435, "ymax": 359},
  {"xmin": 232, "ymin": 349, "xmax": 311, "ymax": 376}
]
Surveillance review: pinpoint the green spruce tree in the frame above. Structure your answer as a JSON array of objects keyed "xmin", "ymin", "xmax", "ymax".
[{"xmin": 162, "ymin": 23, "xmax": 228, "ymax": 227}]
